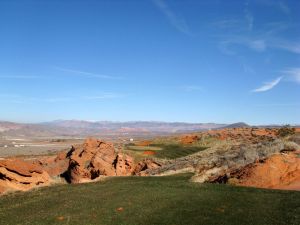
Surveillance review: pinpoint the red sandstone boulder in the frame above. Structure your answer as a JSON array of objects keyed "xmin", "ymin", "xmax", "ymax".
[
  {"xmin": 133, "ymin": 159, "xmax": 161, "ymax": 176},
  {"xmin": 66, "ymin": 138, "xmax": 135, "ymax": 183},
  {"xmin": 36, "ymin": 151, "xmax": 69, "ymax": 177},
  {"xmin": 0, "ymin": 158, "xmax": 51, "ymax": 194}
]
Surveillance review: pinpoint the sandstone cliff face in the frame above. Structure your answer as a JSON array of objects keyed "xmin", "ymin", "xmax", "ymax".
[{"xmin": 0, "ymin": 158, "xmax": 51, "ymax": 193}]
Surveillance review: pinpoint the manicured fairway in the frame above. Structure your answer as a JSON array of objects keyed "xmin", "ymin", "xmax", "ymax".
[{"xmin": 0, "ymin": 174, "xmax": 299, "ymax": 225}]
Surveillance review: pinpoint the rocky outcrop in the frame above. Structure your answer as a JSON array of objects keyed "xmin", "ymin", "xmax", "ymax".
[
  {"xmin": 141, "ymin": 139, "xmax": 299, "ymax": 188},
  {"xmin": 203, "ymin": 127, "xmax": 277, "ymax": 143},
  {"xmin": 0, "ymin": 138, "xmax": 164, "ymax": 192},
  {"xmin": 36, "ymin": 151, "xmax": 69, "ymax": 177},
  {"xmin": 0, "ymin": 158, "xmax": 51, "ymax": 194},
  {"xmin": 65, "ymin": 138, "xmax": 135, "ymax": 183},
  {"xmin": 133, "ymin": 159, "xmax": 162, "ymax": 176},
  {"xmin": 231, "ymin": 151, "xmax": 300, "ymax": 190}
]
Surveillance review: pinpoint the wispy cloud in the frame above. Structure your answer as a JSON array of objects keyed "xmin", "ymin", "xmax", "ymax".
[
  {"xmin": 281, "ymin": 68, "xmax": 300, "ymax": 84},
  {"xmin": 55, "ymin": 67, "xmax": 122, "ymax": 79},
  {"xmin": 152, "ymin": 0, "xmax": 191, "ymax": 35},
  {"xmin": 252, "ymin": 76, "xmax": 282, "ymax": 92},
  {"xmin": 255, "ymin": 0, "xmax": 291, "ymax": 15},
  {"xmin": 212, "ymin": 3, "xmax": 298, "ymax": 56},
  {"xmin": 244, "ymin": 1, "xmax": 254, "ymax": 31},
  {"xmin": 270, "ymin": 40, "xmax": 300, "ymax": 54},
  {"xmin": 219, "ymin": 38, "xmax": 266, "ymax": 54},
  {"xmin": 83, "ymin": 93, "xmax": 125, "ymax": 100},
  {"xmin": 0, "ymin": 75, "xmax": 43, "ymax": 79},
  {"xmin": 0, "ymin": 93, "xmax": 124, "ymax": 104},
  {"xmin": 212, "ymin": 19, "xmax": 241, "ymax": 29},
  {"xmin": 278, "ymin": 1, "xmax": 291, "ymax": 14},
  {"xmin": 219, "ymin": 35, "xmax": 300, "ymax": 55},
  {"xmin": 242, "ymin": 63, "xmax": 256, "ymax": 74}
]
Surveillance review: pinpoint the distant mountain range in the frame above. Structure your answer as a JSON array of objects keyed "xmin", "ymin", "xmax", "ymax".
[
  {"xmin": 0, "ymin": 120, "xmax": 295, "ymax": 138},
  {"xmin": 222, "ymin": 122, "xmax": 250, "ymax": 129},
  {"xmin": 0, "ymin": 120, "xmax": 231, "ymax": 138}
]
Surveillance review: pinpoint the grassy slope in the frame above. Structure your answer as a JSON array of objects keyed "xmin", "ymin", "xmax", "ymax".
[
  {"xmin": 125, "ymin": 144, "xmax": 207, "ymax": 160},
  {"xmin": 152, "ymin": 144, "xmax": 207, "ymax": 159},
  {"xmin": 0, "ymin": 174, "xmax": 299, "ymax": 225}
]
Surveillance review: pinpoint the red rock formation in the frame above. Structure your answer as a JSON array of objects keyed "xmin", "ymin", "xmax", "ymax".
[
  {"xmin": 193, "ymin": 128, "xmax": 279, "ymax": 144},
  {"xmin": 66, "ymin": 138, "xmax": 135, "ymax": 183},
  {"xmin": 234, "ymin": 152, "xmax": 300, "ymax": 191},
  {"xmin": 0, "ymin": 138, "xmax": 164, "ymax": 193},
  {"xmin": 36, "ymin": 151, "xmax": 69, "ymax": 177},
  {"xmin": 0, "ymin": 158, "xmax": 51, "ymax": 194},
  {"xmin": 133, "ymin": 159, "xmax": 161, "ymax": 176}
]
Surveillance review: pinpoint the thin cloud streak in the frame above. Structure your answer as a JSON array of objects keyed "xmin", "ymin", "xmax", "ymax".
[
  {"xmin": 271, "ymin": 40, "xmax": 300, "ymax": 54},
  {"xmin": 0, "ymin": 93, "xmax": 124, "ymax": 104},
  {"xmin": 211, "ymin": 19, "xmax": 241, "ymax": 29},
  {"xmin": 255, "ymin": 0, "xmax": 291, "ymax": 15},
  {"xmin": 152, "ymin": 0, "xmax": 192, "ymax": 35},
  {"xmin": 252, "ymin": 76, "xmax": 282, "ymax": 92},
  {"xmin": 55, "ymin": 67, "xmax": 122, "ymax": 79},
  {"xmin": 282, "ymin": 68, "xmax": 300, "ymax": 84},
  {"xmin": 219, "ymin": 36, "xmax": 300, "ymax": 55},
  {"xmin": 83, "ymin": 93, "xmax": 125, "ymax": 100},
  {"xmin": 212, "ymin": 11, "xmax": 299, "ymax": 55},
  {"xmin": 0, "ymin": 75, "xmax": 43, "ymax": 79},
  {"xmin": 244, "ymin": 1, "xmax": 254, "ymax": 31}
]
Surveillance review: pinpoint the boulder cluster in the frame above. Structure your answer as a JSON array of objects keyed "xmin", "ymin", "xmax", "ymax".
[{"xmin": 0, "ymin": 138, "xmax": 159, "ymax": 194}]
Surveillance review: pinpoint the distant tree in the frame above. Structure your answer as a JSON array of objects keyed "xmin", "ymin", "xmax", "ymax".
[{"xmin": 277, "ymin": 125, "xmax": 296, "ymax": 137}]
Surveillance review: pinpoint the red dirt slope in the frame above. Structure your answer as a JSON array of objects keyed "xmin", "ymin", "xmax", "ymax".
[{"xmin": 237, "ymin": 151, "xmax": 300, "ymax": 191}]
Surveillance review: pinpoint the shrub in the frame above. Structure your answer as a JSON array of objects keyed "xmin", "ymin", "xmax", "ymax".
[{"xmin": 277, "ymin": 125, "xmax": 296, "ymax": 137}]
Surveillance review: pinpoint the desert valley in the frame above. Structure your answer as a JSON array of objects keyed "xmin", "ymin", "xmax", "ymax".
[
  {"xmin": 1, "ymin": 0, "xmax": 300, "ymax": 224},
  {"xmin": 0, "ymin": 121, "xmax": 300, "ymax": 224}
]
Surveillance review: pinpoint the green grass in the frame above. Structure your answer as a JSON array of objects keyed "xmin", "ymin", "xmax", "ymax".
[
  {"xmin": 124, "ymin": 144, "xmax": 207, "ymax": 161},
  {"xmin": 125, "ymin": 145, "xmax": 163, "ymax": 151},
  {"xmin": 151, "ymin": 144, "xmax": 207, "ymax": 159},
  {"xmin": 0, "ymin": 174, "xmax": 299, "ymax": 225}
]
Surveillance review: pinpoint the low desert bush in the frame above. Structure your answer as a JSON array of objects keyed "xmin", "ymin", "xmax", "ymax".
[{"xmin": 277, "ymin": 125, "xmax": 295, "ymax": 137}]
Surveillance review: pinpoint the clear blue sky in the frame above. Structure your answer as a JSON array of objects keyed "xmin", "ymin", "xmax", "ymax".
[{"xmin": 0, "ymin": 0, "xmax": 299, "ymax": 125}]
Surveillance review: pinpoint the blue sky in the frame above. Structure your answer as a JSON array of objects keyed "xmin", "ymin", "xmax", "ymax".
[{"xmin": 0, "ymin": 0, "xmax": 299, "ymax": 125}]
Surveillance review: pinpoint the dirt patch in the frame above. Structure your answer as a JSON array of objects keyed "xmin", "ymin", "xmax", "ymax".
[{"xmin": 143, "ymin": 151, "xmax": 156, "ymax": 155}]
